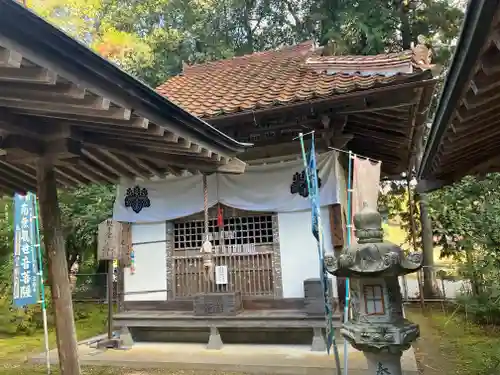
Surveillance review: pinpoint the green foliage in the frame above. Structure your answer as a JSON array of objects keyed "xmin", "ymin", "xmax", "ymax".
[
  {"xmin": 59, "ymin": 184, "xmax": 116, "ymax": 271},
  {"xmin": 407, "ymin": 307, "xmax": 500, "ymax": 375},
  {"xmin": 0, "ymin": 184, "xmax": 114, "ymax": 335},
  {"xmin": 380, "ymin": 173, "xmax": 500, "ymax": 322},
  {"xmin": 28, "ymin": 0, "xmax": 465, "ymax": 87}
]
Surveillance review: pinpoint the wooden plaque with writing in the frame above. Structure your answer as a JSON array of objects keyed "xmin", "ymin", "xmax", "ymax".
[{"xmin": 329, "ymin": 203, "xmax": 345, "ymax": 250}]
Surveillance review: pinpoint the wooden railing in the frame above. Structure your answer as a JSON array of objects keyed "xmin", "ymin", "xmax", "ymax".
[{"xmin": 173, "ymin": 252, "xmax": 274, "ymax": 298}]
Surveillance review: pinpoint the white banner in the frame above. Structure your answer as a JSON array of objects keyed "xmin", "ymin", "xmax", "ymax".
[{"xmin": 113, "ymin": 151, "xmax": 340, "ymax": 222}]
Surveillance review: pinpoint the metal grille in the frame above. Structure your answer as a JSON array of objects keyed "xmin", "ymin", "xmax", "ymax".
[
  {"xmin": 174, "ymin": 215, "xmax": 274, "ymax": 253},
  {"xmin": 172, "ymin": 210, "xmax": 276, "ymax": 298}
]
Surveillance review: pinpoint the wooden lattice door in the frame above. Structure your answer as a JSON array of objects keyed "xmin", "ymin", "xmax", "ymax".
[{"xmin": 170, "ymin": 206, "xmax": 280, "ymax": 298}]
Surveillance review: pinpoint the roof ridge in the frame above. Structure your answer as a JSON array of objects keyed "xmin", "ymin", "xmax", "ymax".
[
  {"xmin": 179, "ymin": 40, "xmax": 315, "ymax": 73},
  {"xmin": 305, "ymin": 44, "xmax": 434, "ymax": 73}
]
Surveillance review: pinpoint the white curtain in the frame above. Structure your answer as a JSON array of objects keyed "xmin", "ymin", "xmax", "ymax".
[{"xmin": 113, "ymin": 151, "xmax": 340, "ymax": 223}]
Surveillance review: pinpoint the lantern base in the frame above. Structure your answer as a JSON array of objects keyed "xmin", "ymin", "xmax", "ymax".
[{"xmin": 364, "ymin": 351, "xmax": 402, "ymax": 375}]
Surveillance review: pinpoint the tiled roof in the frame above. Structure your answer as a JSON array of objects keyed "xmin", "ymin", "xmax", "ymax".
[{"xmin": 156, "ymin": 41, "xmax": 433, "ymax": 119}]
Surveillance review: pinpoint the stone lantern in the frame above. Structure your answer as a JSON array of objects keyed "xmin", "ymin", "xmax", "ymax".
[{"xmin": 324, "ymin": 203, "xmax": 422, "ymax": 375}]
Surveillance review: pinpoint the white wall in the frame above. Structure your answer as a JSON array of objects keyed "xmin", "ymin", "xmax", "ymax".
[
  {"xmin": 399, "ymin": 276, "xmax": 467, "ymax": 300},
  {"xmin": 126, "ymin": 209, "xmax": 340, "ymax": 301},
  {"xmin": 278, "ymin": 207, "xmax": 337, "ymax": 298},
  {"xmin": 124, "ymin": 222, "xmax": 168, "ymax": 301}
]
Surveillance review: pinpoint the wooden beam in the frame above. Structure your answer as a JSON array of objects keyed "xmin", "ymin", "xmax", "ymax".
[
  {"xmin": 346, "ymin": 125, "xmax": 408, "ymax": 145},
  {"xmin": 216, "ymin": 158, "xmax": 246, "ymax": 174},
  {"xmin": 377, "ymin": 108, "xmax": 410, "ymax": 118},
  {"xmin": 0, "ymin": 66, "xmax": 57, "ymax": 83},
  {"xmin": 10, "ymin": 104, "xmax": 131, "ymax": 121},
  {"xmin": 0, "ymin": 159, "xmax": 37, "ymax": 185},
  {"xmin": 128, "ymin": 157, "xmax": 163, "ymax": 179},
  {"xmin": 80, "ymin": 134, "xmax": 206, "ymax": 157},
  {"xmin": 336, "ymin": 93, "xmax": 417, "ymax": 115},
  {"xmin": 0, "ymin": 94, "xmax": 111, "ymax": 111},
  {"xmin": 0, "ymin": 173, "xmax": 28, "ymax": 193},
  {"xmin": 53, "ymin": 166, "xmax": 86, "ymax": 185},
  {"xmin": 97, "ymin": 149, "xmax": 149, "ymax": 179},
  {"xmin": 0, "ymin": 81, "xmax": 86, "ymax": 99},
  {"xmin": 61, "ymin": 162, "xmax": 100, "ymax": 184},
  {"xmin": 461, "ymin": 87, "xmax": 500, "ymax": 110},
  {"xmin": 36, "ymin": 113, "xmax": 148, "ymax": 128},
  {"xmin": 455, "ymin": 98, "xmax": 500, "ymax": 122},
  {"xmin": 0, "ymin": 91, "xmax": 108, "ymax": 109},
  {"xmin": 80, "ymin": 148, "xmax": 125, "ymax": 179},
  {"xmin": 441, "ymin": 139, "xmax": 500, "ymax": 165},
  {"xmin": 1, "ymin": 135, "xmax": 82, "ymax": 164},
  {"xmin": 36, "ymin": 159, "xmax": 81, "ymax": 375},
  {"xmin": 0, "ymin": 166, "xmax": 36, "ymax": 191},
  {"xmin": 444, "ymin": 121, "xmax": 500, "ymax": 151},
  {"xmin": 480, "ymin": 35, "xmax": 500, "ymax": 76},
  {"xmin": 0, "ymin": 47, "xmax": 22, "ymax": 68},
  {"xmin": 98, "ymin": 144, "xmax": 227, "ymax": 173},
  {"xmin": 331, "ymin": 133, "xmax": 354, "ymax": 149},
  {"xmin": 240, "ymin": 139, "xmax": 326, "ymax": 161},
  {"xmin": 466, "ymin": 153, "xmax": 500, "ymax": 175}
]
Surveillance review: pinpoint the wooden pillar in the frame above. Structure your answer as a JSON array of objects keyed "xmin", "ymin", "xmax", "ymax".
[
  {"xmin": 36, "ymin": 159, "xmax": 81, "ymax": 375},
  {"xmin": 417, "ymin": 192, "xmax": 436, "ymax": 298}
]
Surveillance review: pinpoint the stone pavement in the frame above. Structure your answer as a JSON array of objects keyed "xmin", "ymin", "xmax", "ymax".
[{"xmin": 31, "ymin": 340, "xmax": 419, "ymax": 375}]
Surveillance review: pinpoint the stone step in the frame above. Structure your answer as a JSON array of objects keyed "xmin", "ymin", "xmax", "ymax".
[{"xmin": 30, "ymin": 341, "xmax": 418, "ymax": 375}]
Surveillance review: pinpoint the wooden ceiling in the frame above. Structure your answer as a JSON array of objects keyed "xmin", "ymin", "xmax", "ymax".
[
  {"xmin": 418, "ymin": 0, "xmax": 500, "ymax": 188},
  {"xmin": 0, "ymin": 2, "xmax": 248, "ymax": 195}
]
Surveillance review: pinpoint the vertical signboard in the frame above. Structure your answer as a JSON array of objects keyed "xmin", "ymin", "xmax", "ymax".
[{"xmin": 12, "ymin": 193, "xmax": 39, "ymax": 308}]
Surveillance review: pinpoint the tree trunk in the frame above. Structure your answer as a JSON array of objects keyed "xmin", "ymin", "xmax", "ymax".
[
  {"xmin": 243, "ymin": 0, "xmax": 254, "ymax": 53},
  {"xmin": 418, "ymin": 193, "xmax": 437, "ymax": 298},
  {"xmin": 465, "ymin": 249, "xmax": 481, "ymax": 296},
  {"xmin": 397, "ymin": 0, "xmax": 412, "ymax": 49}
]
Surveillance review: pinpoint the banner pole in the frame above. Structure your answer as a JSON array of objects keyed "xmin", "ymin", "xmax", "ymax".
[
  {"xmin": 343, "ymin": 151, "xmax": 354, "ymax": 375},
  {"xmin": 31, "ymin": 192, "xmax": 51, "ymax": 374},
  {"xmin": 297, "ymin": 133, "xmax": 341, "ymax": 375}
]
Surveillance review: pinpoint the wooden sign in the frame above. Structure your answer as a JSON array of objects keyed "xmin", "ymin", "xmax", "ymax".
[
  {"xmin": 97, "ymin": 219, "xmax": 132, "ymax": 261},
  {"xmin": 215, "ymin": 265, "xmax": 228, "ymax": 285},
  {"xmin": 329, "ymin": 204, "xmax": 345, "ymax": 250},
  {"xmin": 213, "ymin": 243, "xmax": 256, "ymax": 254},
  {"xmin": 119, "ymin": 223, "xmax": 132, "ymax": 267}
]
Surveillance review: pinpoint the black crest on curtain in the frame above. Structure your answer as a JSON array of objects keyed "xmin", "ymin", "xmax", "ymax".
[
  {"xmin": 124, "ymin": 185, "xmax": 151, "ymax": 213},
  {"xmin": 290, "ymin": 169, "xmax": 322, "ymax": 198}
]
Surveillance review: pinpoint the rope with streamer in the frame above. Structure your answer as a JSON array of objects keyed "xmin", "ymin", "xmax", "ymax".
[
  {"xmin": 298, "ymin": 132, "xmax": 341, "ymax": 375},
  {"xmin": 201, "ymin": 174, "xmax": 214, "ymax": 282},
  {"xmin": 343, "ymin": 151, "xmax": 354, "ymax": 375},
  {"xmin": 204, "ymin": 174, "xmax": 209, "ymax": 241}
]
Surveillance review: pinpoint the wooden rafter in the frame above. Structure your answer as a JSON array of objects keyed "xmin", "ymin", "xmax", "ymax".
[
  {"xmin": 0, "ymin": 40, "xmax": 247, "ymax": 194},
  {"xmin": 424, "ymin": 13, "xmax": 500, "ymax": 180}
]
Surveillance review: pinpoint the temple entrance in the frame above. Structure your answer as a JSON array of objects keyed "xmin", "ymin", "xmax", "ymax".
[{"xmin": 171, "ymin": 205, "xmax": 279, "ymax": 298}]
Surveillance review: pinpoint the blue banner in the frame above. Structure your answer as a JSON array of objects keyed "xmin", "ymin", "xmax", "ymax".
[
  {"xmin": 300, "ymin": 134, "xmax": 334, "ymax": 354},
  {"xmin": 307, "ymin": 141, "xmax": 321, "ymax": 242},
  {"xmin": 12, "ymin": 193, "xmax": 39, "ymax": 308}
]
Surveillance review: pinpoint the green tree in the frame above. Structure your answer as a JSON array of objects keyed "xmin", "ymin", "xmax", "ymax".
[{"xmin": 58, "ymin": 184, "xmax": 116, "ymax": 273}]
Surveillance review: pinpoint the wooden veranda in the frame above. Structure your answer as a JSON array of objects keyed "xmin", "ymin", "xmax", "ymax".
[{"xmin": 0, "ymin": 2, "xmax": 247, "ymax": 375}]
